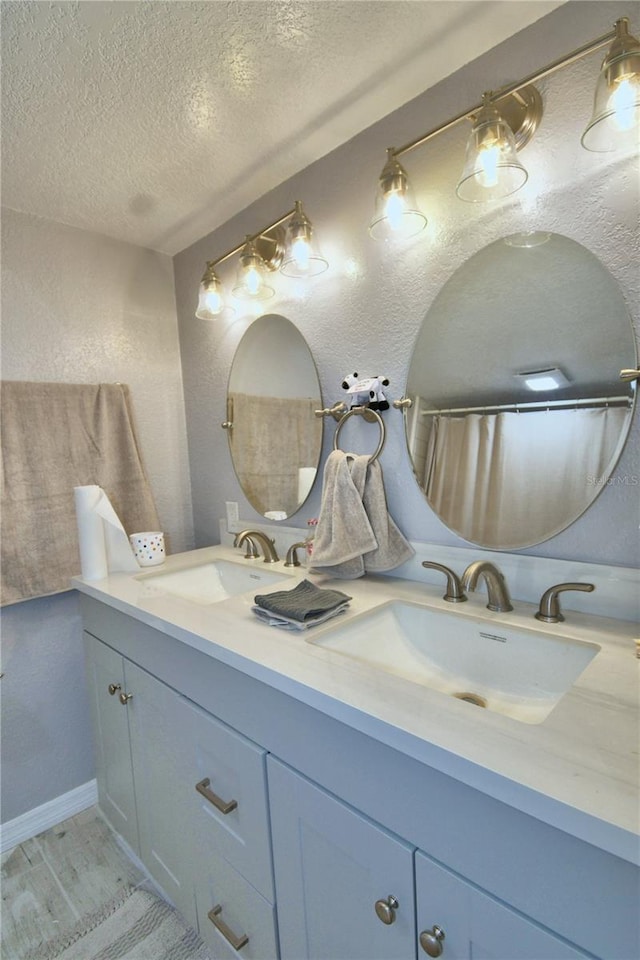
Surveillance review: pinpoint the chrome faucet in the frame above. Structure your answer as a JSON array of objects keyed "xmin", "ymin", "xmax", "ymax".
[
  {"xmin": 535, "ymin": 582, "xmax": 595, "ymax": 623},
  {"xmin": 421, "ymin": 561, "xmax": 467, "ymax": 602},
  {"xmin": 462, "ymin": 561, "xmax": 513, "ymax": 612},
  {"xmin": 234, "ymin": 530, "xmax": 280, "ymax": 563}
]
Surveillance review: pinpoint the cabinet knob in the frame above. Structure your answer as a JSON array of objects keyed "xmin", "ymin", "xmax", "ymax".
[
  {"xmin": 420, "ymin": 925, "xmax": 445, "ymax": 957},
  {"xmin": 119, "ymin": 691, "xmax": 133, "ymax": 705},
  {"xmin": 374, "ymin": 895, "xmax": 399, "ymax": 925},
  {"xmin": 108, "ymin": 683, "xmax": 121, "ymax": 696}
]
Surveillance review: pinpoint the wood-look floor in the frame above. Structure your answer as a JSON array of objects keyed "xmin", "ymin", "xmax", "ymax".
[{"xmin": 1, "ymin": 807, "xmax": 146, "ymax": 959}]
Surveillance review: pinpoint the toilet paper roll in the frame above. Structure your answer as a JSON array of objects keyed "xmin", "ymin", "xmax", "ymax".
[
  {"xmin": 74, "ymin": 485, "xmax": 140, "ymax": 578},
  {"xmin": 297, "ymin": 467, "xmax": 316, "ymax": 503}
]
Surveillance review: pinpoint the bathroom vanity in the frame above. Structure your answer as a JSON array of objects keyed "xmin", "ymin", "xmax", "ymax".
[{"xmin": 76, "ymin": 545, "xmax": 639, "ymax": 960}]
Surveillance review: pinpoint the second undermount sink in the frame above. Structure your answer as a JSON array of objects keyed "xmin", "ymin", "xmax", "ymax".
[
  {"xmin": 308, "ymin": 600, "xmax": 600, "ymax": 723},
  {"xmin": 137, "ymin": 560, "xmax": 291, "ymax": 605}
]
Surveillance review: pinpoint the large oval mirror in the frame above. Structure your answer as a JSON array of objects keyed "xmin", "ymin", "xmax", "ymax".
[
  {"xmin": 404, "ymin": 233, "xmax": 637, "ymax": 549},
  {"xmin": 226, "ymin": 314, "xmax": 323, "ymax": 519}
]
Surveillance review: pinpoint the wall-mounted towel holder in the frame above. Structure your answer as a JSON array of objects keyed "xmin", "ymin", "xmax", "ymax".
[{"xmin": 333, "ymin": 407, "xmax": 386, "ymax": 463}]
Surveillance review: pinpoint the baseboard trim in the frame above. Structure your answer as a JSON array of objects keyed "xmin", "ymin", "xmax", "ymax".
[{"xmin": 0, "ymin": 779, "xmax": 98, "ymax": 853}]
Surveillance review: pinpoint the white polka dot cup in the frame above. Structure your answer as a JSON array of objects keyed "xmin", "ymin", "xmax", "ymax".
[{"xmin": 129, "ymin": 531, "xmax": 165, "ymax": 567}]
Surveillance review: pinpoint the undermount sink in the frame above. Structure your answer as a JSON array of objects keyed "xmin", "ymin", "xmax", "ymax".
[
  {"xmin": 137, "ymin": 560, "xmax": 290, "ymax": 604},
  {"xmin": 308, "ymin": 600, "xmax": 600, "ymax": 724}
]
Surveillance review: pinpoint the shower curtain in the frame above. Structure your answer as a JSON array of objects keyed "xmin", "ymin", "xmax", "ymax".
[{"xmin": 423, "ymin": 407, "xmax": 628, "ymax": 545}]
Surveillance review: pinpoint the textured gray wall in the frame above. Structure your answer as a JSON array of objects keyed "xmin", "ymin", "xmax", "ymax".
[
  {"xmin": 174, "ymin": 1, "xmax": 639, "ymax": 566},
  {"xmin": 1, "ymin": 210, "xmax": 194, "ymax": 822}
]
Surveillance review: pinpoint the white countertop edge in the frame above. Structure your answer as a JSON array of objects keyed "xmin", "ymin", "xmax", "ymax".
[{"xmin": 72, "ymin": 549, "xmax": 640, "ymax": 866}]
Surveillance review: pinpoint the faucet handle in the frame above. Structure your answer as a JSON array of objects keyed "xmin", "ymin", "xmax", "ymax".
[
  {"xmin": 285, "ymin": 541, "xmax": 307, "ymax": 567},
  {"xmin": 535, "ymin": 582, "xmax": 595, "ymax": 623},
  {"xmin": 233, "ymin": 532, "xmax": 260, "ymax": 559},
  {"xmin": 422, "ymin": 562, "xmax": 467, "ymax": 603}
]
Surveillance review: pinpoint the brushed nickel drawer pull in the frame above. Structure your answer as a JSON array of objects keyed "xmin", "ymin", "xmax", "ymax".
[
  {"xmin": 108, "ymin": 683, "xmax": 121, "ymax": 696},
  {"xmin": 195, "ymin": 777, "xmax": 238, "ymax": 814},
  {"xmin": 207, "ymin": 904, "xmax": 249, "ymax": 951}
]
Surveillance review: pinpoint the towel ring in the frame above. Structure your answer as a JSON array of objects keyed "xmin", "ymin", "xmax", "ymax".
[{"xmin": 333, "ymin": 408, "xmax": 385, "ymax": 463}]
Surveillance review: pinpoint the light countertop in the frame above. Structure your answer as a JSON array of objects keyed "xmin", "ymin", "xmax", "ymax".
[{"xmin": 73, "ymin": 544, "xmax": 639, "ymax": 866}]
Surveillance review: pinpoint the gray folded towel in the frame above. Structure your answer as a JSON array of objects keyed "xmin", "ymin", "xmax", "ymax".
[{"xmin": 254, "ymin": 578, "xmax": 352, "ymax": 622}]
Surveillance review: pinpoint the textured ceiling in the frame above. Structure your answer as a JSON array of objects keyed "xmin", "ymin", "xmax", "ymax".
[{"xmin": 1, "ymin": 1, "xmax": 562, "ymax": 255}]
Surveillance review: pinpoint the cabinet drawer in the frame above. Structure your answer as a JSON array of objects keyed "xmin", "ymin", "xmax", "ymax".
[
  {"xmin": 195, "ymin": 844, "xmax": 278, "ymax": 960},
  {"xmin": 186, "ymin": 698, "xmax": 273, "ymax": 899}
]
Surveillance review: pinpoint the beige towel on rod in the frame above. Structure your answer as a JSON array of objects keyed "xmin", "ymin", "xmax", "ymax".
[{"xmin": 1, "ymin": 381, "xmax": 159, "ymax": 606}]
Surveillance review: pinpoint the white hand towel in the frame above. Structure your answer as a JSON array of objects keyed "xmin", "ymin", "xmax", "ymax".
[{"xmin": 310, "ymin": 451, "xmax": 377, "ymax": 578}]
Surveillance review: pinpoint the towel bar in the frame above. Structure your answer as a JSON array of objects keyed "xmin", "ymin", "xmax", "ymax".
[{"xmin": 333, "ymin": 407, "xmax": 385, "ymax": 462}]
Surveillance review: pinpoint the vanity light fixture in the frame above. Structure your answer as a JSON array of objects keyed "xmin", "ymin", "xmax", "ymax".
[
  {"xmin": 369, "ymin": 148, "xmax": 428, "ymax": 240},
  {"xmin": 232, "ymin": 237, "xmax": 276, "ymax": 303},
  {"xmin": 281, "ymin": 201, "xmax": 329, "ymax": 277},
  {"xmin": 195, "ymin": 203, "xmax": 327, "ymax": 319},
  {"xmin": 196, "ymin": 263, "xmax": 233, "ymax": 320},
  {"xmin": 582, "ymin": 17, "xmax": 640, "ymax": 151},
  {"xmin": 455, "ymin": 93, "xmax": 531, "ymax": 202},
  {"xmin": 369, "ymin": 16, "xmax": 640, "ymax": 233}
]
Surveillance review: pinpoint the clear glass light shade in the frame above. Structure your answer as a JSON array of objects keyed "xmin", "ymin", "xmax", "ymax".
[
  {"xmin": 281, "ymin": 201, "xmax": 329, "ymax": 277},
  {"xmin": 232, "ymin": 239, "xmax": 275, "ymax": 302},
  {"xmin": 456, "ymin": 99, "xmax": 528, "ymax": 202},
  {"xmin": 369, "ymin": 149, "xmax": 427, "ymax": 240},
  {"xmin": 195, "ymin": 265, "xmax": 232, "ymax": 319},
  {"xmin": 581, "ymin": 19, "xmax": 640, "ymax": 152}
]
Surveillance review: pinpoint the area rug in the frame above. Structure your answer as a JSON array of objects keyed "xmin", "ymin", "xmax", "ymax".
[{"xmin": 25, "ymin": 886, "xmax": 213, "ymax": 960}]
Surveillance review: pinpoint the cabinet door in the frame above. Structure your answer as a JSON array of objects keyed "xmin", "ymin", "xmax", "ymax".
[
  {"xmin": 415, "ymin": 851, "xmax": 590, "ymax": 960},
  {"xmin": 124, "ymin": 660, "xmax": 196, "ymax": 927},
  {"xmin": 268, "ymin": 757, "xmax": 415, "ymax": 960},
  {"xmin": 84, "ymin": 634, "xmax": 139, "ymax": 854}
]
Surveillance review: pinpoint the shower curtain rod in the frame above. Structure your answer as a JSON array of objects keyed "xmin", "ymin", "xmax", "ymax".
[{"xmin": 420, "ymin": 395, "xmax": 632, "ymax": 415}]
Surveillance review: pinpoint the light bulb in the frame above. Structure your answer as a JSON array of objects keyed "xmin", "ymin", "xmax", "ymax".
[
  {"xmin": 204, "ymin": 288, "xmax": 223, "ymax": 314},
  {"xmin": 384, "ymin": 191, "xmax": 406, "ymax": 232},
  {"xmin": 477, "ymin": 141, "xmax": 501, "ymax": 188},
  {"xmin": 291, "ymin": 235, "xmax": 311, "ymax": 272},
  {"xmin": 610, "ymin": 74, "xmax": 640, "ymax": 130},
  {"xmin": 244, "ymin": 265, "xmax": 262, "ymax": 296}
]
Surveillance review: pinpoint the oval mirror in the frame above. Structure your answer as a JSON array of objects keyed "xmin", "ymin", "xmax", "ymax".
[
  {"xmin": 226, "ymin": 314, "xmax": 323, "ymax": 519},
  {"xmin": 404, "ymin": 233, "xmax": 637, "ymax": 549}
]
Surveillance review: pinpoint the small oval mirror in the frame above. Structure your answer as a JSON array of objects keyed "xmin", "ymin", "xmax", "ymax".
[
  {"xmin": 404, "ymin": 233, "xmax": 637, "ymax": 549},
  {"xmin": 226, "ymin": 314, "xmax": 323, "ymax": 519}
]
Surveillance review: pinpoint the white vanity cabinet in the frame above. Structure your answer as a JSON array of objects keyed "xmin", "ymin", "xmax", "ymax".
[
  {"xmin": 268, "ymin": 757, "xmax": 416, "ymax": 960},
  {"xmin": 85, "ymin": 632, "xmax": 197, "ymax": 926},
  {"xmin": 414, "ymin": 853, "xmax": 590, "ymax": 960},
  {"xmin": 268, "ymin": 758, "xmax": 592, "ymax": 960},
  {"xmin": 84, "ymin": 633, "xmax": 139, "ymax": 855},
  {"xmin": 84, "ymin": 628, "xmax": 279, "ymax": 952},
  {"xmin": 79, "ymin": 595, "xmax": 639, "ymax": 960}
]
